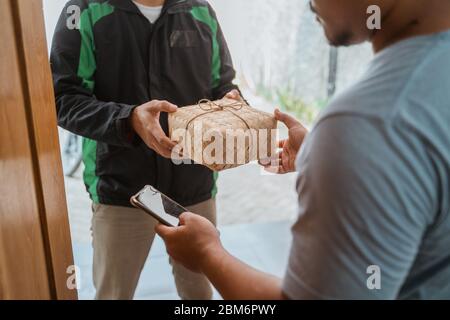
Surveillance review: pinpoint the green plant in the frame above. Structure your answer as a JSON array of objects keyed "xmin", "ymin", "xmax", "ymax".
[
  {"xmin": 254, "ymin": 68, "xmax": 325, "ymax": 125},
  {"xmin": 255, "ymin": 82, "xmax": 274, "ymax": 102},
  {"xmin": 275, "ymin": 87, "xmax": 319, "ymax": 124}
]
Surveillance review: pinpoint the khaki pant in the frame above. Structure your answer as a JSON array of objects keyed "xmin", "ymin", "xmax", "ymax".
[{"xmin": 91, "ymin": 198, "xmax": 216, "ymax": 300}]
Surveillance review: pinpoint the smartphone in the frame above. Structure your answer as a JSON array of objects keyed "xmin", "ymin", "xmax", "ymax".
[{"xmin": 130, "ymin": 185, "xmax": 187, "ymax": 227}]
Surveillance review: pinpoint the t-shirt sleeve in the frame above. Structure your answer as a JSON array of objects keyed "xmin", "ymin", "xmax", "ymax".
[{"xmin": 282, "ymin": 115, "xmax": 430, "ymax": 299}]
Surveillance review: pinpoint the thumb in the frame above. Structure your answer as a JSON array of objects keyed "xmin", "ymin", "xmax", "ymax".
[
  {"xmin": 178, "ymin": 212, "xmax": 194, "ymax": 226},
  {"xmin": 275, "ymin": 109, "xmax": 300, "ymax": 129},
  {"xmin": 225, "ymin": 89, "xmax": 240, "ymax": 100},
  {"xmin": 155, "ymin": 223, "xmax": 177, "ymax": 239},
  {"xmin": 156, "ymin": 101, "xmax": 178, "ymax": 113}
]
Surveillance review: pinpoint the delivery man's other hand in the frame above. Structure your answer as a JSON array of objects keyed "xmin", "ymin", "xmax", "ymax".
[
  {"xmin": 263, "ymin": 109, "xmax": 308, "ymax": 174},
  {"xmin": 224, "ymin": 89, "xmax": 244, "ymax": 102},
  {"xmin": 130, "ymin": 100, "xmax": 178, "ymax": 158},
  {"xmin": 155, "ymin": 212, "xmax": 222, "ymax": 273}
]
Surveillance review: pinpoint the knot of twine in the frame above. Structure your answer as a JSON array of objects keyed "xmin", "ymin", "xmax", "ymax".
[{"xmin": 185, "ymin": 99, "xmax": 251, "ymax": 131}]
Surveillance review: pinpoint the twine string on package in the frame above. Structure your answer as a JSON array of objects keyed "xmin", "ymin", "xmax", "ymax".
[{"xmin": 184, "ymin": 99, "xmax": 251, "ymax": 131}]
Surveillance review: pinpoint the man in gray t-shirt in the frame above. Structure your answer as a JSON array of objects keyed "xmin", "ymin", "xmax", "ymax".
[
  {"xmin": 282, "ymin": 30, "xmax": 450, "ymax": 299},
  {"xmin": 156, "ymin": 0, "xmax": 450, "ymax": 299}
]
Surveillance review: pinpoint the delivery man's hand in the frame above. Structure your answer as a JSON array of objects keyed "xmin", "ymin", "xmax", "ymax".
[
  {"xmin": 224, "ymin": 89, "xmax": 244, "ymax": 102},
  {"xmin": 156, "ymin": 212, "xmax": 222, "ymax": 273},
  {"xmin": 130, "ymin": 100, "xmax": 178, "ymax": 158},
  {"xmin": 263, "ymin": 109, "xmax": 308, "ymax": 174}
]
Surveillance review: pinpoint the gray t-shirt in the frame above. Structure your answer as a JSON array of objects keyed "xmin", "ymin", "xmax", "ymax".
[{"xmin": 283, "ymin": 30, "xmax": 450, "ymax": 299}]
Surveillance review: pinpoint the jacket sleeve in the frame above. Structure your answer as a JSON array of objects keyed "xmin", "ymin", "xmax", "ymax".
[
  {"xmin": 50, "ymin": 1, "xmax": 137, "ymax": 147},
  {"xmin": 207, "ymin": 4, "xmax": 240, "ymax": 100}
]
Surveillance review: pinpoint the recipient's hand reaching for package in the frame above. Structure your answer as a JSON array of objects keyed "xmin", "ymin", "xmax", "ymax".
[
  {"xmin": 130, "ymin": 100, "xmax": 178, "ymax": 158},
  {"xmin": 156, "ymin": 212, "xmax": 222, "ymax": 273},
  {"xmin": 264, "ymin": 109, "xmax": 308, "ymax": 174}
]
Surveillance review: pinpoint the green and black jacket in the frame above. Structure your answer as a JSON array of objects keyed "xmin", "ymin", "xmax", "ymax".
[{"xmin": 51, "ymin": 0, "xmax": 238, "ymax": 207}]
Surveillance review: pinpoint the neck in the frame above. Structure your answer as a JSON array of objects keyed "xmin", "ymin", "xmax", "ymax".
[
  {"xmin": 371, "ymin": 0, "xmax": 450, "ymax": 53},
  {"xmin": 134, "ymin": 0, "xmax": 165, "ymax": 6}
]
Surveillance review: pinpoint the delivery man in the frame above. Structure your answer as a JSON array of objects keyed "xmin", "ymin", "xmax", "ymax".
[{"xmin": 51, "ymin": 0, "xmax": 240, "ymax": 299}]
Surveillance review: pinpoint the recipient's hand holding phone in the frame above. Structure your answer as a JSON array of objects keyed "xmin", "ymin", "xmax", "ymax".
[
  {"xmin": 131, "ymin": 185, "xmax": 221, "ymax": 273},
  {"xmin": 156, "ymin": 211, "xmax": 222, "ymax": 274}
]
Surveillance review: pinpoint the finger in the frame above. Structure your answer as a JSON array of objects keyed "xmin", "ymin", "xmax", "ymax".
[
  {"xmin": 289, "ymin": 157, "xmax": 297, "ymax": 172},
  {"xmin": 275, "ymin": 109, "xmax": 300, "ymax": 129},
  {"xmin": 158, "ymin": 147, "xmax": 173, "ymax": 159},
  {"xmin": 159, "ymin": 148, "xmax": 173, "ymax": 159},
  {"xmin": 148, "ymin": 136, "xmax": 173, "ymax": 158},
  {"xmin": 264, "ymin": 164, "xmax": 283, "ymax": 174},
  {"xmin": 278, "ymin": 139, "xmax": 287, "ymax": 149},
  {"xmin": 281, "ymin": 150, "xmax": 291, "ymax": 173},
  {"xmin": 263, "ymin": 155, "xmax": 289, "ymax": 174},
  {"xmin": 152, "ymin": 128, "xmax": 177, "ymax": 150},
  {"xmin": 267, "ymin": 162, "xmax": 286, "ymax": 174},
  {"xmin": 264, "ymin": 156, "xmax": 281, "ymax": 167},
  {"xmin": 277, "ymin": 166, "xmax": 288, "ymax": 174},
  {"xmin": 171, "ymin": 144, "xmax": 184, "ymax": 159},
  {"xmin": 259, "ymin": 154, "xmax": 279, "ymax": 167},
  {"xmin": 258, "ymin": 158, "xmax": 272, "ymax": 166}
]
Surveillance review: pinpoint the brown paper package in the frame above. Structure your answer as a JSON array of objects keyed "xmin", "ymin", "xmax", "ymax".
[{"xmin": 169, "ymin": 98, "xmax": 278, "ymax": 171}]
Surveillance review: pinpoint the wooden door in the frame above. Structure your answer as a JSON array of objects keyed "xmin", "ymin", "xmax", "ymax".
[{"xmin": 0, "ymin": 0, "xmax": 77, "ymax": 300}]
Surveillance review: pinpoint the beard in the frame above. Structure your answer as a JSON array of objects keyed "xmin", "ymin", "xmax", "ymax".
[
  {"xmin": 327, "ymin": 30, "xmax": 354, "ymax": 47},
  {"xmin": 321, "ymin": 23, "xmax": 355, "ymax": 47}
]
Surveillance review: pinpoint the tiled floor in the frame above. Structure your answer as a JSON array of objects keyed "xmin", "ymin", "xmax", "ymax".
[{"xmin": 73, "ymin": 220, "xmax": 293, "ymax": 300}]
